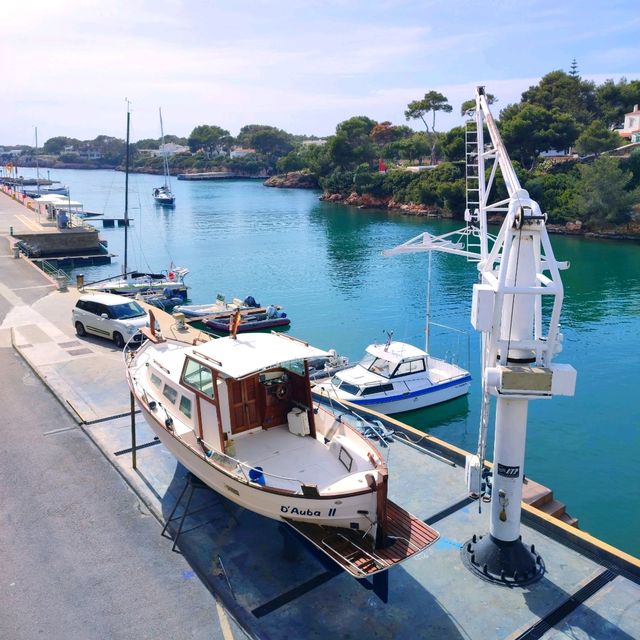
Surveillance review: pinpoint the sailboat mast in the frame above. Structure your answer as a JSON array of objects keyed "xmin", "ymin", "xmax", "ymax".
[
  {"xmin": 124, "ymin": 103, "xmax": 131, "ymax": 274},
  {"xmin": 35, "ymin": 127, "xmax": 40, "ymax": 196},
  {"xmin": 159, "ymin": 107, "xmax": 169, "ymax": 189}
]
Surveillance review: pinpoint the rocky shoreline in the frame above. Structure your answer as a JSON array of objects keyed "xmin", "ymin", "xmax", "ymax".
[{"xmin": 318, "ymin": 191, "xmax": 640, "ymax": 240}]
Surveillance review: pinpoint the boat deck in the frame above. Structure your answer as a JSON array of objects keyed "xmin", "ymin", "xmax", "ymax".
[
  {"xmin": 233, "ymin": 423, "xmax": 370, "ymax": 493},
  {"xmin": 286, "ymin": 500, "xmax": 439, "ymax": 577}
]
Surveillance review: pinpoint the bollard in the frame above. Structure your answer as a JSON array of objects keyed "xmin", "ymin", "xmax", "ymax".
[
  {"xmin": 9, "ymin": 226, "xmax": 13, "ymax": 236},
  {"xmin": 56, "ymin": 274, "xmax": 68, "ymax": 292},
  {"xmin": 13, "ymin": 245, "xmax": 20, "ymax": 259},
  {"xmin": 76, "ymin": 273, "xmax": 85, "ymax": 289}
]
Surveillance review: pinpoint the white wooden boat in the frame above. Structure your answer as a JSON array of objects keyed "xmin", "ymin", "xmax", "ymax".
[
  {"xmin": 315, "ymin": 340, "xmax": 471, "ymax": 415},
  {"xmin": 126, "ymin": 329, "xmax": 439, "ymax": 576}
]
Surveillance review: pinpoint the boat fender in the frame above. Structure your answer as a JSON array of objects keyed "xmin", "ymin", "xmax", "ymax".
[{"xmin": 165, "ymin": 417, "xmax": 174, "ymax": 430}]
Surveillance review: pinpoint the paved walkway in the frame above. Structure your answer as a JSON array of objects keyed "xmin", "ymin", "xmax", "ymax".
[{"xmin": 0, "ymin": 202, "xmax": 247, "ymax": 639}]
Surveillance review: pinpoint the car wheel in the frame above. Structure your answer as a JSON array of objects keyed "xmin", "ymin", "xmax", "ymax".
[
  {"xmin": 75, "ymin": 322, "xmax": 86, "ymax": 337},
  {"xmin": 113, "ymin": 332, "xmax": 125, "ymax": 349}
]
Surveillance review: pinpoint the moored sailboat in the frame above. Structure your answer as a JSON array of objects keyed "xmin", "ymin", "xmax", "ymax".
[
  {"xmin": 152, "ymin": 107, "xmax": 175, "ymax": 206},
  {"xmin": 83, "ymin": 103, "xmax": 187, "ymax": 302}
]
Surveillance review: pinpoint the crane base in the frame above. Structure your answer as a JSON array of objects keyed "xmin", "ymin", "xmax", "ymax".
[{"xmin": 461, "ymin": 533, "xmax": 545, "ymax": 586}]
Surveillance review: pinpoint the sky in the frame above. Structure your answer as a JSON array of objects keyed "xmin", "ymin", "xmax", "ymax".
[{"xmin": 2, "ymin": 0, "xmax": 640, "ymax": 145}]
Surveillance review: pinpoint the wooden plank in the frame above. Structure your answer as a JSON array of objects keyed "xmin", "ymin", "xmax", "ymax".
[{"xmin": 285, "ymin": 501, "xmax": 439, "ymax": 577}]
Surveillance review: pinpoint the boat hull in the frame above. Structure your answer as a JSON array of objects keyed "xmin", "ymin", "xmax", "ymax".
[
  {"xmin": 154, "ymin": 196, "xmax": 175, "ymax": 206},
  {"xmin": 334, "ymin": 376, "xmax": 471, "ymax": 415},
  {"xmin": 204, "ymin": 317, "xmax": 290, "ymax": 333},
  {"xmin": 138, "ymin": 404, "xmax": 378, "ymax": 531}
]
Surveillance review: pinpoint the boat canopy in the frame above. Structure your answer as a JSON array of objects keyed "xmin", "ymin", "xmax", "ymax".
[
  {"xmin": 177, "ymin": 333, "xmax": 330, "ymax": 379},
  {"xmin": 364, "ymin": 341, "xmax": 426, "ymax": 365},
  {"xmin": 35, "ymin": 194, "xmax": 84, "ymax": 210}
]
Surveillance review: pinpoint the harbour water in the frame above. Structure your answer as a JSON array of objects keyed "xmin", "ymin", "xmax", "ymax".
[{"xmin": 22, "ymin": 167, "xmax": 640, "ymax": 556}]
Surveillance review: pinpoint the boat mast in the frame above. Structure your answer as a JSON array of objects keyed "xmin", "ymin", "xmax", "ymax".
[
  {"xmin": 159, "ymin": 107, "xmax": 170, "ymax": 190},
  {"xmin": 124, "ymin": 100, "xmax": 131, "ymax": 275},
  {"xmin": 35, "ymin": 127, "xmax": 40, "ymax": 196}
]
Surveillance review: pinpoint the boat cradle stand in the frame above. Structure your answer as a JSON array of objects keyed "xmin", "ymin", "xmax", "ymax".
[{"xmin": 161, "ymin": 472, "xmax": 235, "ymax": 552}]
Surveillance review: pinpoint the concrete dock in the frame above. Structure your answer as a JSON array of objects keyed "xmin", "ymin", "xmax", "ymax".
[{"xmin": 1, "ymin": 190, "xmax": 639, "ymax": 639}]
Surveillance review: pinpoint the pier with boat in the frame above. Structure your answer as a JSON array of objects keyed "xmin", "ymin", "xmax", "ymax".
[{"xmin": 0, "ymin": 87, "xmax": 638, "ymax": 639}]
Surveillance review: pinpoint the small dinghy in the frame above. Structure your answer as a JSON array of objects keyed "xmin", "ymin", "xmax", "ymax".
[{"xmin": 203, "ymin": 306, "xmax": 290, "ymax": 334}]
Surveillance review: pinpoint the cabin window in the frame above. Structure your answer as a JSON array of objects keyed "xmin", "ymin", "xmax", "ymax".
[
  {"xmin": 182, "ymin": 358, "xmax": 215, "ymax": 399},
  {"xmin": 179, "ymin": 396, "xmax": 192, "ymax": 419},
  {"xmin": 162, "ymin": 384, "xmax": 178, "ymax": 404},
  {"xmin": 392, "ymin": 358, "xmax": 426, "ymax": 377},
  {"xmin": 150, "ymin": 373, "xmax": 162, "ymax": 388},
  {"xmin": 364, "ymin": 357, "xmax": 392, "ymax": 378},
  {"xmin": 337, "ymin": 380, "xmax": 361, "ymax": 396},
  {"xmin": 360, "ymin": 383, "xmax": 394, "ymax": 396}
]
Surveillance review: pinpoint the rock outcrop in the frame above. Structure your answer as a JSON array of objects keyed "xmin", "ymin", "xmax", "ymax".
[
  {"xmin": 320, "ymin": 192, "xmax": 442, "ymax": 216},
  {"xmin": 264, "ymin": 171, "xmax": 319, "ymax": 189}
]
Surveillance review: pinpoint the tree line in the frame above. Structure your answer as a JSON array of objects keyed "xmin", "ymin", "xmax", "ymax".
[
  {"xmin": 275, "ymin": 68, "xmax": 640, "ymax": 226},
  {"xmin": 13, "ymin": 66, "xmax": 640, "ymax": 226}
]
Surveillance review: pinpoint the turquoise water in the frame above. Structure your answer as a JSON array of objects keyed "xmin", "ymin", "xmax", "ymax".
[{"xmin": 23, "ymin": 168, "xmax": 640, "ymax": 556}]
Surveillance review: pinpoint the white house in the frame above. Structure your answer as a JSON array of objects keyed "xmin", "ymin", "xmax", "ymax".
[
  {"xmin": 229, "ymin": 147, "xmax": 256, "ymax": 158},
  {"xmin": 159, "ymin": 143, "xmax": 189, "ymax": 156},
  {"xmin": 618, "ymin": 104, "xmax": 640, "ymax": 140}
]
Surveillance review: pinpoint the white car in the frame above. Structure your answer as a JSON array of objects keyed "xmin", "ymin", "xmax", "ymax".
[{"xmin": 72, "ymin": 293, "xmax": 149, "ymax": 348}]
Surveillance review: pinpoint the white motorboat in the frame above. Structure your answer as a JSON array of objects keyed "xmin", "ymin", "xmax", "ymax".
[
  {"xmin": 126, "ymin": 329, "xmax": 439, "ymax": 577},
  {"xmin": 315, "ymin": 340, "xmax": 471, "ymax": 415}
]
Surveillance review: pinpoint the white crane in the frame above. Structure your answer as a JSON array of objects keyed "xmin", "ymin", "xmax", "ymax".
[{"xmin": 386, "ymin": 86, "xmax": 576, "ymax": 585}]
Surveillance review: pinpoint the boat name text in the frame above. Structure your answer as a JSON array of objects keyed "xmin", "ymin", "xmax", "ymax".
[{"xmin": 281, "ymin": 506, "xmax": 337, "ymax": 517}]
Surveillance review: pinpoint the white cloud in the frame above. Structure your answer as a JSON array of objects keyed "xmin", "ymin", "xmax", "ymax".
[{"xmin": 1, "ymin": 1, "xmax": 640, "ymax": 143}]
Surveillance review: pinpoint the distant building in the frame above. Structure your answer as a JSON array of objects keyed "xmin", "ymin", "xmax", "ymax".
[
  {"xmin": 618, "ymin": 104, "xmax": 640, "ymax": 140},
  {"xmin": 302, "ymin": 139, "xmax": 327, "ymax": 146},
  {"xmin": 159, "ymin": 143, "xmax": 189, "ymax": 156},
  {"xmin": 0, "ymin": 148, "xmax": 23, "ymax": 159},
  {"xmin": 142, "ymin": 143, "xmax": 190, "ymax": 158},
  {"xmin": 539, "ymin": 148, "xmax": 574, "ymax": 158},
  {"xmin": 229, "ymin": 147, "xmax": 257, "ymax": 158},
  {"xmin": 78, "ymin": 149, "xmax": 102, "ymax": 160}
]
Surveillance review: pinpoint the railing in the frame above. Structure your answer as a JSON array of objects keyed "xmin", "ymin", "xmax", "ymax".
[{"xmin": 36, "ymin": 258, "xmax": 70, "ymax": 285}]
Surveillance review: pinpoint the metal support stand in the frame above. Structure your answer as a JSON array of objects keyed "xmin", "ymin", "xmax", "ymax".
[
  {"xmin": 161, "ymin": 473, "xmax": 211, "ymax": 552},
  {"xmin": 130, "ymin": 392, "xmax": 136, "ymax": 469}
]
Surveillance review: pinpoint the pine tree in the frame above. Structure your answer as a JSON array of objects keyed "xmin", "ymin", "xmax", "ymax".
[{"xmin": 569, "ymin": 58, "xmax": 579, "ymax": 77}]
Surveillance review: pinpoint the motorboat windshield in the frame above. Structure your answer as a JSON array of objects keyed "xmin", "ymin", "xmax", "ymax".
[{"xmin": 358, "ymin": 353, "xmax": 393, "ymax": 378}]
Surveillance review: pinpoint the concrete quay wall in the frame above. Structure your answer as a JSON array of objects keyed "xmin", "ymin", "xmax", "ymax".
[{"xmin": 14, "ymin": 228, "xmax": 102, "ymax": 256}]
